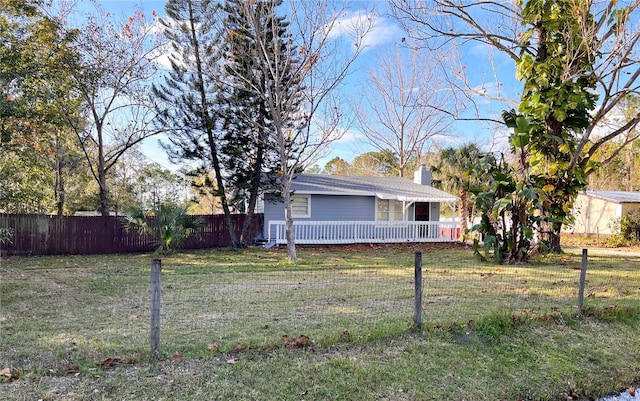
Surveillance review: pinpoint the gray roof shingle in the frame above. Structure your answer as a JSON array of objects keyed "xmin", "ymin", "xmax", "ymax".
[
  {"xmin": 585, "ymin": 190, "xmax": 640, "ymax": 203},
  {"xmin": 291, "ymin": 174, "xmax": 458, "ymax": 203}
]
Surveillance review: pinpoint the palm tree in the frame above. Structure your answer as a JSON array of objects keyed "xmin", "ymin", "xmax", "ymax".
[
  {"xmin": 124, "ymin": 201, "xmax": 203, "ymax": 255},
  {"xmin": 433, "ymin": 144, "xmax": 487, "ymax": 239}
]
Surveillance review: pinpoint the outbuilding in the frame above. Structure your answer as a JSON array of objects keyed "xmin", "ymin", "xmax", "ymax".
[{"xmin": 569, "ymin": 190, "xmax": 640, "ymax": 235}]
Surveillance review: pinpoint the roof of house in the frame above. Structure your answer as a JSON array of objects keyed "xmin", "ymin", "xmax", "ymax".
[
  {"xmin": 584, "ymin": 190, "xmax": 640, "ymax": 203},
  {"xmin": 290, "ymin": 174, "xmax": 458, "ymax": 203}
]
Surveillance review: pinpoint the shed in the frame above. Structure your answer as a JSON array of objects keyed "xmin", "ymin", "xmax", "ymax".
[{"xmin": 568, "ymin": 190, "xmax": 640, "ymax": 235}]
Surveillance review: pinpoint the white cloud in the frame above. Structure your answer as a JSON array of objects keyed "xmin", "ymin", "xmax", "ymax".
[{"xmin": 328, "ymin": 11, "xmax": 403, "ymax": 51}]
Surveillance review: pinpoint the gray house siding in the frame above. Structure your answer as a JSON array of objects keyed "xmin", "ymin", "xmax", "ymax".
[
  {"xmin": 263, "ymin": 194, "xmax": 374, "ymax": 239},
  {"xmin": 260, "ymin": 171, "xmax": 458, "ymax": 244}
]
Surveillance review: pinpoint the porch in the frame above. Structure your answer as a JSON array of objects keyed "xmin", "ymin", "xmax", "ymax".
[{"xmin": 267, "ymin": 220, "xmax": 460, "ymax": 245}]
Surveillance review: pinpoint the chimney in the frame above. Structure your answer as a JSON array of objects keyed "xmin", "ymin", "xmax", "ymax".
[{"xmin": 414, "ymin": 164, "xmax": 432, "ymax": 186}]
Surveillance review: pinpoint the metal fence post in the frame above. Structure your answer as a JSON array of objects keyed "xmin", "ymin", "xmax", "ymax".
[
  {"xmin": 414, "ymin": 251, "xmax": 423, "ymax": 330},
  {"xmin": 578, "ymin": 249, "xmax": 588, "ymax": 312},
  {"xmin": 150, "ymin": 259, "xmax": 162, "ymax": 362}
]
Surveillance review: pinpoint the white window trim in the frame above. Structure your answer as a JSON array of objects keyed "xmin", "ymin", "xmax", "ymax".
[{"xmin": 291, "ymin": 194, "xmax": 311, "ymax": 218}]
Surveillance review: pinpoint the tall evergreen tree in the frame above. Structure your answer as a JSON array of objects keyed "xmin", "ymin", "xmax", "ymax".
[
  {"xmin": 153, "ymin": 0, "xmax": 241, "ymax": 246},
  {"xmin": 222, "ymin": 0, "xmax": 305, "ymax": 255},
  {"xmin": 219, "ymin": 0, "xmax": 283, "ymax": 247}
]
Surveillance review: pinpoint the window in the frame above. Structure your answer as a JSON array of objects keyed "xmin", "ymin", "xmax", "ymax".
[
  {"xmin": 291, "ymin": 195, "xmax": 311, "ymax": 218},
  {"xmin": 377, "ymin": 199, "xmax": 413, "ymax": 221},
  {"xmin": 394, "ymin": 204, "xmax": 404, "ymax": 221},
  {"xmin": 376, "ymin": 199, "xmax": 390, "ymax": 221}
]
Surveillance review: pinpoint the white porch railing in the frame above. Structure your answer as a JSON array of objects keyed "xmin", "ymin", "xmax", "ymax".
[{"xmin": 267, "ymin": 220, "xmax": 460, "ymax": 245}]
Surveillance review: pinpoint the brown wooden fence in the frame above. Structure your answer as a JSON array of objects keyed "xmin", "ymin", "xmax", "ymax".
[{"xmin": 0, "ymin": 213, "xmax": 263, "ymax": 255}]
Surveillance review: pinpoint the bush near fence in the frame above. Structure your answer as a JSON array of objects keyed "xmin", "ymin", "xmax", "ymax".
[{"xmin": 0, "ymin": 213, "xmax": 262, "ymax": 255}]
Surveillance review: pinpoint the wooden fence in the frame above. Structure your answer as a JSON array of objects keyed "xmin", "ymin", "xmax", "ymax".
[{"xmin": 0, "ymin": 213, "xmax": 263, "ymax": 255}]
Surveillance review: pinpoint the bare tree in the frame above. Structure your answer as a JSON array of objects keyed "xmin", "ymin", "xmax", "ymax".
[
  {"xmin": 392, "ymin": 1, "xmax": 640, "ymax": 251},
  {"xmin": 392, "ymin": 1, "xmax": 640, "ymax": 153},
  {"xmin": 227, "ymin": 0, "xmax": 374, "ymax": 261},
  {"xmin": 353, "ymin": 46, "xmax": 451, "ymax": 177},
  {"xmin": 59, "ymin": 3, "xmax": 164, "ymax": 216}
]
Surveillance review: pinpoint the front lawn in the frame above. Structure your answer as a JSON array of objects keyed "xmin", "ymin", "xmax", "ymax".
[{"xmin": 1, "ymin": 244, "xmax": 639, "ymax": 400}]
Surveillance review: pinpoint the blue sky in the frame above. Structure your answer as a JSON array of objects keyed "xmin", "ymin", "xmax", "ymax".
[{"xmin": 84, "ymin": 1, "xmax": 522, "ymax": 171}]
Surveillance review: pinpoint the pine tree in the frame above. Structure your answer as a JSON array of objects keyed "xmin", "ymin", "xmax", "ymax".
[
  {"xmin": 153, "ymin": 0, "xmax": 241, "ymax": 247},
  {"xmin": 219, "ymin": 0, "xmax": 283, "ymax": 247},
  {"xmin": 223, "ymin": 0, "xmax": 307, "ymax": 259}
]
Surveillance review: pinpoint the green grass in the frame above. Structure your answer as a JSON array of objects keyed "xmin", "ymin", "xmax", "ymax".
[{"xmin": 1, "ymin": 244, "xmax": 639, "ymax": 400}]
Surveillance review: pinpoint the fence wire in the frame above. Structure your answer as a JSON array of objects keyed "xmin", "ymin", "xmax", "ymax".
[
  {"xmin": 154, "ymin": 249, "xmax": 640, "ymax": 355},
  {"xmin": 2, "ymin": 247, "xmax": 640, "ymax": 372},
  {"xmin": 159, "ymin": 265, "xmax": 417, "ymax": 353}
]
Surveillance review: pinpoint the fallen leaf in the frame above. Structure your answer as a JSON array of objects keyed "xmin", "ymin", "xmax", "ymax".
[
  {"xmin": 0, "ymin": 367, "xmax": 11, "ymax": 377},
  {"xmin": 226, "ymin": 358, "xmax": 237, "ymax": 364},
  {"xmin": 98, "ymin": 357, "xmax": 136, "ymax": 368},
  {"xmin": 207, "ymin": 343, "xmax": 219, "ymax": 352},
  {"xmin": 171, "ymin": 352, "xmax": 183, "ymax": 362},
  {"xmin": 98, "ymin": 358, "xmax": 120, "ymax": 368},
  {"xmin": 128, "ymin": 315, "xmax": 138, "ymax": 321},
  {"xmin": 282, "ymin": 334, "xmax": 312, "ymax": 349},
  {"xmin": 65, "ymin": 366, "xmax": 80, "ymax": 374},
  {"xmin": 231, "ymin": 344, "xmax": 247, "ymax": 353},
  {"xmin": 0, "ymin": 317, "xmax": 6, "ymax": 323}
]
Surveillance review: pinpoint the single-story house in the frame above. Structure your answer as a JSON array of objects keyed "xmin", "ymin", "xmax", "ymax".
[
  {"xmin": 262, "ymin": 165, "xmax": 459, "ymax": 245},
  {"xmin": 567, "ymin": 190, "xmax": 640, "ymax": 235}
]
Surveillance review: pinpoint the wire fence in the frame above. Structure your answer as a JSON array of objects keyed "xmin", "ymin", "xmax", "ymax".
[
  {"xmin": 150, "ymin": 248, "xmax": 640, "ymax": 357},
  {"xmin": 154, "ymin": 259, "xmax": 418, "ymax": 355},
  {"xmin": 2, "ymin": 246, "xmax": 640, "ymax": 373}
]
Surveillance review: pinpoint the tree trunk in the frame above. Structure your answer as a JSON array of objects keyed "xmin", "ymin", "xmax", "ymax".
[
  {"xmin": 54, "ymin": 134, "xmax": 65, "ymax": 216},
  {"xmin": 458, "ymin": 190, "xmax": 468, "ymax": 240},
  {"xmin": 98, "ymin": 128, "xmax": 109, "ymax": 217},
  {"xmin": 239, "ymin": 144, "xmax": 264, "ymax": 248},
  {"xmin": 99, "ymin": 175, "xmax": 109, "ymax": 216},
  {"xmin": 539, "ymin": 219, "xmax": 562, "ymax": 254},
  {"xmin": 546, "ymin": 220, "xmax": 562, "ymax": 254},
  {"xmin": 209, "ymin": 142, "xmax": 238, "ymax": 249},
  {"xmin": 282, "ymin": 186, "xmax": 297, "ymax": 262}
]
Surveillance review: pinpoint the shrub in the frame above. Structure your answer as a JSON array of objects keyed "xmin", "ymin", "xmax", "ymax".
[
  {"xmin": 124, "ymin": 201, "xmax": 203, "ymax": 255},
  {"xmin": 607, "ymin": 211, "xmax": 640, "ymax": 246}
]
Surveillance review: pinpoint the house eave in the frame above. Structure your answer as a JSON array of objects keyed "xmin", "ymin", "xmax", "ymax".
[
  {"xmin": 293, "ymin": 190, "xmax": 457, "ymax": 203},
  {"xmin": 376, "ymin": 193, "xmax": 458, "ymax": 203}
]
